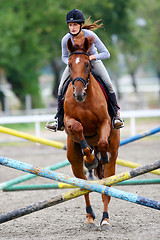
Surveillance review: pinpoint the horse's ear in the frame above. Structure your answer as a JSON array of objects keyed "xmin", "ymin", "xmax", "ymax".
[
  {"xmin": 84, "ymin": 37, "xmax": 94, "ymax": 53},
  {"xmin": 67, "ymin": 38, "xmax": 74, "ymax": 53},
  {"xmin": 84, "ymin": 38, "xmax": 90, "ymax": 53}
]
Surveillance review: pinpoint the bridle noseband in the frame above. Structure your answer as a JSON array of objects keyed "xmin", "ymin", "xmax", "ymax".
[{"xmin": 69, "ymin": 51, "xmax": 92, "ymax": 90}]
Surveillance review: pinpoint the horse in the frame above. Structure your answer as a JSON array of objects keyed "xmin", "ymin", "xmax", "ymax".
[{"xmin": 64, "ymin": 37, "xmax": 120, "ymax": 230}]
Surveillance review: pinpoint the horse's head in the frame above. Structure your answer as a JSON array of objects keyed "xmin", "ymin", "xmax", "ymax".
[{"xmin": 67, "ymin": 37, "xmax": 93, "ymax": 103}]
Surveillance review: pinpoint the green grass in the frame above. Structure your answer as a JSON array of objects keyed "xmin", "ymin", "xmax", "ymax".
[
  {"xmin": 1, "ymin": 123, "xmax": 35, "ymax": 131},
  {"xmin": 0, "ymin": 141, "xmax": 33, "ymax": 147},
  {"xmin": 135, "ymin": 117, "xmax": 160, "ymax": 124},
  {"xmin": 0, "ymin": 122, "xmax": 47, "ymax": 132}
]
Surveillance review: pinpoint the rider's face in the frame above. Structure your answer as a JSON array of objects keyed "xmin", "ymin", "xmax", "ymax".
[{"xmin": 68, "ymin": 23, "xmax": 81, "ymax": 35}]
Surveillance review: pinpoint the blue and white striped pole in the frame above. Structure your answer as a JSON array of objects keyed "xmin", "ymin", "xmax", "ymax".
[{"xmin": 120, "ymin": 126, "xmax": 160, "ymax": 146}]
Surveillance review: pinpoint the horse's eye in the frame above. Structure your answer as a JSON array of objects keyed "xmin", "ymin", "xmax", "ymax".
[
  {"xmin": 86, "ymin": 63, "xmax": 89, "ymax": 68},
  {"xmin": 68, "ymin": 63, "xmax": 71, "ymax": 68}
]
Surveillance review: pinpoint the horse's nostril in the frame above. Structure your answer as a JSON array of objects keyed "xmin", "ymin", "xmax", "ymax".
[
  {"xmin": 73, "ymin": 92, "xmax": 76, "ymax": 98},
  {"xmin": 83, "ymin": 91, "xmax": 86, "ymax": 97}
]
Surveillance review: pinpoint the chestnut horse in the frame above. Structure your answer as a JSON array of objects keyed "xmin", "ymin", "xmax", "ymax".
[{"xmin": 64, "ymin": 37, "xmax": 120, "ymax": 230}]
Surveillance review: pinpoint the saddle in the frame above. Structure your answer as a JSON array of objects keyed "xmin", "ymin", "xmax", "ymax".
[{"xmin": 61, "ymin": 72, "xmax": 118, "ymax": 119}]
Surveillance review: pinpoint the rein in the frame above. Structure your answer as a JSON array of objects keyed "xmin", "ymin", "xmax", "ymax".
[
  {"xmin": 69, "ymin": 51, "xmax": 92, "ymax": 89},
  {"xmin": 69, "ymin": 51, "xmax": 90, "ymax": 57}
]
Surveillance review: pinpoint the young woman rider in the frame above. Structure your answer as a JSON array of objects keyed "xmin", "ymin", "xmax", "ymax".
[{"xmin": 46, "ymin": 9, "xmax": 124, "ymax": 131}]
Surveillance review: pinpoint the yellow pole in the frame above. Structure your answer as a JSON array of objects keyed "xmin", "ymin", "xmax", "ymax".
[
  {"xmin": 0, "ymin": 126, "xmax": 65, "ymax": 150},
  {"xmin": 116, "ymin": 158, "xmax": 160, "ymax": 176},
  {"xmin": 0, "ymin": 126, "xmax": 159, "ymax": 176}
]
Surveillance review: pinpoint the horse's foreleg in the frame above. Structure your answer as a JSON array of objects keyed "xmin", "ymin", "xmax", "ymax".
[
  {"xmin": 101, "ymin": 130, "xmax": 120, "ymax": 229},
  {"xmin": 65, "ymin": 115, "xmax": 96, "ymax": 168},
  {"xmin": 98, "ymin": 119, "xmax": 110, "ymax": 164},
  {"xmin": 67, "ymin": 136, "xmax": 95, "ymax": 225},
  {"xmin": 98, "ymin": 152, "xmax": 117, "ymax": 230}
]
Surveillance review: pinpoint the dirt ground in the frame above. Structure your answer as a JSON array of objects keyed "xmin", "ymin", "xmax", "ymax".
[{"xmin": 0, "ymin": 129, "xmax": 160, "ymax": 240}]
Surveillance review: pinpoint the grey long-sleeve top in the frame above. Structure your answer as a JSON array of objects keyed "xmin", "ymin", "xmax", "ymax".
[{"xmin": 61, "ymin": 29, "xmax": 110, "ymax": 65}]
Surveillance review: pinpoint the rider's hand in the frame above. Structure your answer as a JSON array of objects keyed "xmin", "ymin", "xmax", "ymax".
[{"xmin": 89, "ymin": 55, "xmax": 96, "ymax": 61}]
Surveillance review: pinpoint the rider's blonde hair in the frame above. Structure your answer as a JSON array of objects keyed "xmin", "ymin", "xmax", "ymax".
[{"xmin": 82, "ymin": 17, "xmax": 103, "ymax": 31}]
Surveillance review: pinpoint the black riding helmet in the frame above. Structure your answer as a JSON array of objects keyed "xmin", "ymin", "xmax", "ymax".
[{"xmin": 66, "ymin": 9, "xmax": 85, "ymax": 24}]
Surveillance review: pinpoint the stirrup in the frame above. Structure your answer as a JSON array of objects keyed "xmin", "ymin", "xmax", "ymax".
[
  {"xmin": 112, "ymin": 116, "xmax": 124, "ymax": 129},
  {"xmin": 45, "ymin": 119, "xmax": 64, "ymax": 132},
  {"xmin": 45, "ymin": 119, "xmax": 58, "ymax": 132}
]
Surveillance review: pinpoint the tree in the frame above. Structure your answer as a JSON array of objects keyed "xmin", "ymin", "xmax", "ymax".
[
  {"xmin": 0, "ymin": 0, "xmax": 138, "ymax": 107},
  {"xmin": 138, "ymin": 0, "xmax": 160, "ymax": 77},
  {"xmin": 0, "ymin": 1, "xmax": 47, "ymax": 107},
  {"xmin": 0, "ymin": 0, "xmax": 66, "ymax": 107},
  {"xmin": 136, "ymin": 0, "xmax": 160, "ymax": 105}
]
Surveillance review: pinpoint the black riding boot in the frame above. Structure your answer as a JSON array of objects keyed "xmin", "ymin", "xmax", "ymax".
[
  {"xmin": 109, "ymin": 93, "xmax": 124, "ymax": 129},
  {"xmin": 46, "ymin": 95, "xmax": 64, "ymax": 131}
]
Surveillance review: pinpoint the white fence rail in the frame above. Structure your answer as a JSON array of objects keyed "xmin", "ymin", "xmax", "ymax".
[
  {"xmin": 121, "ymin": 109, "xmax": 160, "ymax": 136},
  {"xmin": 0, "ymin": 109, "xmax": 160, "ymax": 137},
  {"xmin": 0, "ymin": 114, "xmax": 53, "ymax": 138}
]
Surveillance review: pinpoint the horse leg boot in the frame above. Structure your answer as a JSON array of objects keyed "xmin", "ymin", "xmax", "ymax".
[{"xmin": 79, "ymin": 137, "xmax": 98, "ymax": 170}]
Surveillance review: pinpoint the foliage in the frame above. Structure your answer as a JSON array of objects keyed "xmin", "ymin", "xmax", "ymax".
[
  {"xmin": 138, "ymin": 0, "xmax": 160, "ymax": 76},
  {"xmin": 0, "ymin": 0, "xmax": 66, "ymax": 107},
  {"xmin": 2, "ymin": 0, "xmax": 159, "ymax": 107}
]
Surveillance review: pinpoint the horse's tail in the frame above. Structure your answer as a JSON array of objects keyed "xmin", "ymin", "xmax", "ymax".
[{"xmin": 94, "ymin": 161, "xmax": 104, "ymax": 179}]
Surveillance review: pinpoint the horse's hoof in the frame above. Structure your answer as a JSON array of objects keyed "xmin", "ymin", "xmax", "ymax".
[
  {"xmin": 100, "ymin": 220, "xmax": 112, "ymax": 231},
  {"xmin": 88, "ymin": 175, "xmax": 94, "ymax": 181},
  {"xmin": 84, "ymin": 223, "xmax": 99, "ymax": 231},
  {"xmin": 84, "ymin": 157, "xmax": 98, "ymax": 170}
]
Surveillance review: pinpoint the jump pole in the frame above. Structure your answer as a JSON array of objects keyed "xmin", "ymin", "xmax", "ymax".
[
  {"xmin": 0, "ymin": 156, "xmax": 160, "ymax": 209},
  {"xmin": 0, "ymin": 126, "xmax": 66, "ymax": 150},
  {"xmin": 0, "ymin": 160, "xmax": 160, "ymax": 224},
  {"xmin": 116, "ymin": 158, "xmax": 160, "ymax": 176},
  {"xmin": 0, "ymin": 125, "xmax": 160, "ymax": 190},
  {"xmin": 120, "ymin": 126, "xmax": 160, "ymax": 146},
  {"xmin": 0, "ymin": 160, "xmax": 70, "ymax": 190},
  {"xmin": 0, "ymin": 125, "xmax": 159, "ymax": 150},
  {"xmin": 1, "ymin": 157, "xmax": 159, "ymax": 191},
  {"xmin": 4, "ymin": 178, "xmax": 160, "ymax": 191},
  {"xmin": 117, "ymin": 126, "xmax": 160, "ymax": 175},
  {"xmin": 1, "ymin": 156, "xmax": 159, "ymax": 191},
  {"xmin": 0, "ymin": 125, "xmax": 159, "ymax": 174},
  {"xmin": 117, "ymin": 178, "xmax": 160, "ymax": 185}
]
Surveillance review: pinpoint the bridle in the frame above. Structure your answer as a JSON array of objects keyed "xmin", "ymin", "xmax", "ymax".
[{"xmin": 69, "ymin": 51, "xmax": 92, "ymax": 90}]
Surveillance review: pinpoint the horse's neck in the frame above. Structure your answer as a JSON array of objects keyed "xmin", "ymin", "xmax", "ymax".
[
  {"xmin": 88, "ymin": 74, "xmax": 107, "ymax": 102},
  {"xmin": 88, "ymin": 74, "xmax": 99, "ymax": 92}
]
